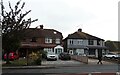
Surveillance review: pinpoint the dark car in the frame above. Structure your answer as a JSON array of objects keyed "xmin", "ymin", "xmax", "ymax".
[{"xmin": 59, "ymin": 52, "xmax": 71, "ymax": 60}]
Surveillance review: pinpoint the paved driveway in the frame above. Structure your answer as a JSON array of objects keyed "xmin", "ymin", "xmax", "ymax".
[
  {"xmin": 88, "ymin": 58, "xmax": 117, "ymax": 65},
  {"xmin": 42, "ymin": 59, "xmax": 84, "ymax": 66}
]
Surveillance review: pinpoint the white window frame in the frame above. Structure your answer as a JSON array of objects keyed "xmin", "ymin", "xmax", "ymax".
[
  {"xmin": 45, "ymin": 38, "xmax": 52, "ymax": 43},
  {"xmin": 88, "ymin": 40, "xmax": 94, "ymax": 45},
  {"xmin": 69, "ymin": 39, "xmax": 73, "ymax": 45},
  {"xmin": 77, "ymin": 40, "xmax": 83, "ymax": 45},
  {"xmin": 56, "ymin": 38, "xmax": 60, "ymax": 44},
  {"xmin": 44, "ymin": 48, "xmax": 53, "ymax": 53}
]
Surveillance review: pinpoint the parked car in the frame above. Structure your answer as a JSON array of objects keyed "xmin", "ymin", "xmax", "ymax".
[
  {"xmin": 103, "ymin": 53, "xmax": 119, "ymax": 59},
  {"xmin": 59, "ymin": 52, "xmax": 71, "ymax": 60},
  {"xmin": 46, "ymin": 52, "xmax": 58, "ymax": 61},
  {"xmin": 4, "ymin": 52, "xmax": 19, "ymax": 60}
]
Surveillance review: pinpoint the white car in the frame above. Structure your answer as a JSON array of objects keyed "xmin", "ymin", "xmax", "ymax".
[
  {"xmin": 103, "ymin": 53, "xmax": 119, "ymax": 59},
  {"xmin": 46, "ymin": 53, "xmax": 58, "ymax": 61}
]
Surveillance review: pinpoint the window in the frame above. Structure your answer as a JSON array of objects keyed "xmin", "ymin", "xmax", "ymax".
[
  {"xmin": 69, "ymin": 39, "xmax": 73, "ymax": 45},
  {"xmin": 88, "ymin": 40, "xmax": 94, "ymax": 45},
  {"xmin": 45, "ymin": 38, "xmax": 52, "ymax": 43},
  {"xmin": 55, "ymin": 48, "xmax": 62, "ymax": 54},
  {"xmin": 78, "ymin": 40, "xmax": 83, "ymax": 45},
  {"xmin": 22, "ymin": 38, "xmax": 26, "ymax": 42},
  {"xmin": 44, "ymin": 48, "xmax": 53, "ymax": 53},
  {"xmin": 88, "ymin": 49, "xmax": 95, "ymax": 55},
  {"xmin": 97, "ymin": 40, "xmax": 100, "ymax": 45},
  {"xmin": 56, "ymin": 38, "xmax": 60, "ymax": 44},
  {"xmin": 31, "ymin": 37, "xmax": 37, "ymax": 42}
]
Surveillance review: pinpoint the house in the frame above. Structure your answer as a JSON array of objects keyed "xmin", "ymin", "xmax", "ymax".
[
  {"xmin": 63, "ymin": 28, "xmax": 107, "ymax": 57},
  {"xmin": 105, "ymin": 41, "xmax": 120, "ymax": 53},
  {"xmin": 19, "ymin": 25, "xmax": 63, "ymax": 57}
]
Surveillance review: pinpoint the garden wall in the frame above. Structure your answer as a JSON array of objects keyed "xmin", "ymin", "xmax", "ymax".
[{"xmin": 71, "ymin": 55, "xmax": 88, "ymax": 64}]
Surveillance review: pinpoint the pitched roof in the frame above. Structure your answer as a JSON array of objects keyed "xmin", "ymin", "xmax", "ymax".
[
  {"xmin": 105, "ymin": 41, "xmax": 120, "ymax": 51},
  {"xmin": 65, "ymin": 29, "xmax": 104, "ymax": 40},
  {"xmin": 23, "ymin": 28, "xmax": 63, "ymax": 39}
]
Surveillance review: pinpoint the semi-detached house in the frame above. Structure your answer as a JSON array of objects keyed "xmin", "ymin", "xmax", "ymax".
[
  {"xmin": 63, "ymin": 28, "xmax": 107, "ymax": 57},
  {"xmin": 19, "ymin": 25, "xmax": 63, "ymax": 57}
]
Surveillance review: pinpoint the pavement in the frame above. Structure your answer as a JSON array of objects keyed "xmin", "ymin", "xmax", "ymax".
[
  {"xmin": 2, "ymin": 65, "xmax": 55, "ymax": 69},
  {"xmin": 51, "ymin": 72, "xmax": 120, "ymax": 75},
  {"xmin": 88, "ymin": 58, "xmax": 115, "ymax": 65},
  {"xmin": 1, "ymin": 58, "xmax": 117, "ymax": 69},
  {"xmin": 2, "ymin": 59, "xmax": 120, "ymax": 75}
]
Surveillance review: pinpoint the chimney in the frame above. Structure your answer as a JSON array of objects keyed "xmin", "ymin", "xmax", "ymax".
[
  {"xmin": 40, "ymin": 25, "xmax": 43, "ymax": 29},
  {"xmin": 78, "ymin": 28, "xmax": 82, "ymax": 32}
]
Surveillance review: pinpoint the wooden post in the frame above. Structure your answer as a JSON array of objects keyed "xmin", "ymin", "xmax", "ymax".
[{"xmin": 26, "ymin": 49, "xmax": 28, "ymax": 66}]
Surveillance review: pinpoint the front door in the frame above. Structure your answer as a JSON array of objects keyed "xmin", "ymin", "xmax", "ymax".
[{"xmin": 55, "ymin": 48, "xmax": 62, "ymax": 54}]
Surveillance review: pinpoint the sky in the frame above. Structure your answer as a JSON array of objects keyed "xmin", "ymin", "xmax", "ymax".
[{"xmin": 3, "ymin": 0, "xmax": 120, "ymax": 41}]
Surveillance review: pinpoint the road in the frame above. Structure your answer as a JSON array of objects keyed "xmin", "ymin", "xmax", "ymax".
[
  {"xmin": 2, "ymin": 59, "xmax": 120, "ymax": 75},
  {"xmin": 2, "ymin": 64, "xmax": 120, "ymax": 74}
]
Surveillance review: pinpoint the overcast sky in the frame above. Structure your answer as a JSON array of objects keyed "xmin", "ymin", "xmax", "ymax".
[{"xmin": 3, "ymin": 0, "xmax": 120, "ymax": 41}]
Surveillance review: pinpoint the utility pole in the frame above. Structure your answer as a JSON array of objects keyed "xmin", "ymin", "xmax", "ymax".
[
  {"xmin": 0, "ymin": 0, "xmax": 4, "ymax": 34},
  {"xmin": 1, "ymin": 0, "xmax": 4, "ymax": 16}
]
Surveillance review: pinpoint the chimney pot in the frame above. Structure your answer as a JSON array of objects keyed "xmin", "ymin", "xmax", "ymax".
[
  {"xmin": 78, "ymin": 28, "xmax": 82, "ymax": 32},
  {"xmin": 40, "ymin": 25, "xmax": 43, "ymax": 29}
]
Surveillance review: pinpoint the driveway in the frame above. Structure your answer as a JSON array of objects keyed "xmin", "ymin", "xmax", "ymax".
[
  {"xmin": 88, "ymin": 58, "xmax": 117, "ymax": 65},
  {"xmin": 41, "ymin": 58, "xmax": 116, "ymax": 66},
  {"xmin": 42, "ymin": 59, "xmax": 84, "ymax": 66}
]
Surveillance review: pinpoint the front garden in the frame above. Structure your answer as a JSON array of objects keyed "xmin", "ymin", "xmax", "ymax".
[{"xmin": 2, "ymin": 51, "xmax": 47, "ymax": 66}]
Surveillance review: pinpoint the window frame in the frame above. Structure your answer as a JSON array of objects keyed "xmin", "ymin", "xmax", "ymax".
[
  {"xmin": 88, "ymin": 40, "xmax": 94, "ymax": 45},
  {"xmin": 56, "ymin": 38, "xmax": 60, "ymax": 44},
  {"xmin": 45, "ymin": 38, "xmax": 52, "ymax": 43}
]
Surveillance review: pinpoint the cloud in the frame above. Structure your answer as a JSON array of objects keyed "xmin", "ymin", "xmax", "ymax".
[{"xmin": 3, "ymin": 0, "xmax": 119, "ymax": 40}]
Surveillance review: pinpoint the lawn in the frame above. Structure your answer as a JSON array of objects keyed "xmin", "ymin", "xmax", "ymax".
[
  {"xmin": 2, "ymin": 58, "xmax": 42, "ymax": 66},
  {"xmin": 2, "ymin": 58, "xmax": 27, "ymax": 66}
]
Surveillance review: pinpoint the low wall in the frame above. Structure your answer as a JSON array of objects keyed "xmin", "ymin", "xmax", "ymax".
[{"xmin": 71, "ymin": 55, "xmax": 88, "ymax": 64}]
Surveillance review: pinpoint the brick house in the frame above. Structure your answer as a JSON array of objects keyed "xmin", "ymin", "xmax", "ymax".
[
  {"xmin": 19, "ymin": 25, "xmax": 63, "ymax": 57},
  {"xmin": 63, "ymin": 28, "xmax": 107, "ymax": 57}
]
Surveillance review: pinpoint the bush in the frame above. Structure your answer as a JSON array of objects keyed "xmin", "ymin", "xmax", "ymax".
[
  {"xmin": 41, "ymin": 51, "xmax": 47, "ymax": 59},
  {"xmin": 29, "ymin": 51, "xmax": 42, "ymax": 65},
  {"xmin": 34, "ymin": 58, "xmax": 41, "ymax": 65}
]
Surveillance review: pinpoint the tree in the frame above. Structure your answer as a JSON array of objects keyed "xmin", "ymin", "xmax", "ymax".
[{"xmin": 1, "ymin": 0, "xmax": 38, "ymax": 64}]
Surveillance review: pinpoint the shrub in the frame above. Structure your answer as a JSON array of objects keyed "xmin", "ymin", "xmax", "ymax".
[
  {"xmin": 41, "ymin": 51, "xmax": 47, "ymax": 59},
  {"xmin": 29, "ymin": 51, "xmax": 42, "ymax": 65}
]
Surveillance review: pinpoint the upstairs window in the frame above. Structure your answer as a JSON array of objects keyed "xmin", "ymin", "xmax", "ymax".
[
  {"xmin": 97, "ymin": 40, "xmax": 100, "ymax": 45},
  {"xmin": 22, "ymin": 38, "xmax": 26, "ymax": 42},
  {"xmin": 78, "ymin": 40, "xmax": 83, "ymax": 45},
  {"xmin": 56, "ymin": 38, "xmax": 60, "ymax": 44},
  {"xmin": 45, "ymin": 38, "xmax": 52, "ymax": 43},
  {"xmin": 31, "ymin": 37, "xmax": 37, "ymax": 42},
  {"xmin": 88, "ymin": 40, "xmax": 94, "ymax": 45},
  {"xmin": 69, "ymin": 39, "xmax": 73, "ymax": 45}
]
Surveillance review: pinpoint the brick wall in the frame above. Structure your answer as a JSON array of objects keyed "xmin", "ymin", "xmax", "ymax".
[{"xmin": 71, "ymin": 55, "xmax": 88, "ymax": 64}]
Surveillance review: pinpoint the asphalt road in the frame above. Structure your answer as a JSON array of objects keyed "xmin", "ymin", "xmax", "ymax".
[
  {"xmin": 2, "ymin": 64, "xmax": 120, "ymax": 74},
  {"xmin": 2, "ymin": 59, "xmax": 120, "ymax": 75}
]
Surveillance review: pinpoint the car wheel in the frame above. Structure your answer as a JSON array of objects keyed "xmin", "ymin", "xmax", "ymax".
[
  {"xmin": 69, "ymin": 58, "xmax": 71, "ymax": 60},
  {"xmin": 47, "ymin": 59, "xmax": 49, "ymax": 61},
  {"xmin": 104, "ymin": 56, "xmax": 107, "ymax": 59},
  {"xmin": 112, "ymin": 56, "xmax": 115, "ymax": 59}
]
